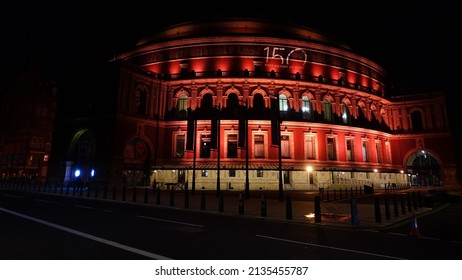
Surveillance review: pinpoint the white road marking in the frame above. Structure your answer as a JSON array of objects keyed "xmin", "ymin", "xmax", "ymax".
[
  {"xmin": 138, "ymin": 215, "xmax": 204, "ymax": 228},
  {"xmin": 74, "ymin": 205, "xmax": 93, "ymax": 210},
  {"xmin": 33, "ymin": 199, "xmax": 58, "ymax": 204},
  {"xmin": 0, "ymin": 207, "xmax": 172, "ymax": 260},
  {"xmin": 256, "ymin": 234, "xmax": 406, "ymax": 260}
]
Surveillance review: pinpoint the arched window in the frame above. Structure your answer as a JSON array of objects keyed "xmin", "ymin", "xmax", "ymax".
[
  {"xmin": 253, "ymin": 94, "xmax": 264, "ymax": 111},
  {"xmin": 301, "ymin": 96, "xmax": 311, "ymax": 120},
  {"xmin": 227, "ymin": 93, "xmax": 239, "ymax": 118},
  {"xmin": 177, "ymin": 94, "xmax": 188, "ymax": 119},
  {"xmin": 323, "ymin": 99, "xmax": 333, "ymax": 122},
  {"xmin": 279, "ymin": 94, "xmax": 288, "ymax": 112},
  {"xmin": 201, "ymin": 94, "xmax": 213, "ymax": 112},
  {"xmin": 341, "ymin": 102, "xmax": 351, "ymax": 124}
]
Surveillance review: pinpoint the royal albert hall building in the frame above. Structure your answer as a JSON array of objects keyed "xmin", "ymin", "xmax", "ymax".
[{"xmin": 48, "ymin": 17, "xmax": 459, "ymax": 194}]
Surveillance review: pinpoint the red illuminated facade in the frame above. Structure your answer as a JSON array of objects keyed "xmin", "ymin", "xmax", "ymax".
[{"xmin": 48, "ymin": 18, "xmax": 459, "ymax": 192}]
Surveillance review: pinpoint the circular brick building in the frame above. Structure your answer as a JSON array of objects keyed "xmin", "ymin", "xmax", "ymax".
[{"xmin": 49, "ymin": 17, "xmax": 458, "ymax": 193}]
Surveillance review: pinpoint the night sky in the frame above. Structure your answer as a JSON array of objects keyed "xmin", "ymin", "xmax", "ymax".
[{"xmin": 1, "ymin": 1, "xmax": 459, "ymax": 109}]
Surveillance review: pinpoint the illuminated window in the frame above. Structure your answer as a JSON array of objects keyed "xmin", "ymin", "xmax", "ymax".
[
  {"xmin": 346, "ymin": 138, "xmax": 354, "ymax": 161},
  {"xmin": 229, "ymin": 170, "xmax": 236, "ymax": 177},
  {"xmin": 323, "ymin": 99, "xmax": 333, "ymax": 122},
  {"xmin": 279, "ymin": 94, "xmax": 288, "ymax": 112},
  {"xmin": 385, "ymin": 140, "xmax": 392, "ymax": 164},
  {"xmin": 304, "ymin": 133, "xmax": 316, "ymax": 160},
  {"xmin": 327, "ymin": 137, "xmax": 337, "ymax": 160},
  {"xmin": 254, "ymin": 135, "xmax": 264, "ymax": 158},
  {"xmin": 362, "ymin": 138, "xmax": 369, "ymax": 162},
  {"xmin": 200, "ymin": 134, "xmax": 211, "ymax": 158},
  {"xmin": 201, "ymin": 170, "xmax": 208, "ymax": 177},
  {"xmin": 177, "ymin": 94, "xmax": 188, "ymax": 119},
  {"xmin": 175, "ymin": 134, "xmax": 185, "ymax": 158},
  {"xmin": 341, "ymin": 102, "xmax": 351, "ymax": 124},
  {"xmin": 301, "ymin": 96, "xmax": 311, "ymax": 120},
  {"xmin": 376, "ymin": 139, "xmax": 383, "ymax": 163},
  {"xmin": 256, "ymin": 169, "xmax": 264, "ymax": 177},
  {"xmin": 227, "ymin": 134, "xmax": 238, "ymax": 158},
  {"xmin": 281, "ymin": 135, "xmax": 290, "ymax": 158}
]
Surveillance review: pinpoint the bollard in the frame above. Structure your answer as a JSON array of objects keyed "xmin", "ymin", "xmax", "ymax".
[
  {"xmin": 401, "ymin": 194, "xmax": 406, "ymax": 215},
  {"xmin": 314, "ymin": 195, "xmax": 321, "ymax": 223},
  {"xmin": 144, "ymin": 187, "xmax": 148, "ymax": 204},
  {"xmin": 156, "ymin": 189, "xmax": 161, "ymax": 205},
  {"xmin": 333, "ymin": 189, "xmax": 337, "ymax": 200},
  {"xmin": 384, "ymin": 195, "xmax": 391, "ymax": 220},
  {"xmin": 104, "ymin": 185, "xmax": 108, "ymax": 200},
  {"xmin": 393, "ymin": 194, "xmax": 399, "ymax": 217},
  {"xmin": 238, "ymin": 193, "xmax": 244, "ymax": 215},
  {"xmin": 184, "ymin": 189, "xmax": 190, "ymax": 209},
  {"xmin": 122, "ymin": 185, "xmax": 126, "ymax": 201},
  {"xmin": 112, "ymin": 186, "xmax": 117, "ymax": 200},
  {"xmin": 350, "ymin": 198, "xmax": 359, "ymax": 225},
  {"xmin": 407, "ymin": 192, "xmax": 412, "ymax": 212},
  {"xmin": 79, "ymin": 185, "xmax": 84, "ymax": 197},
  {"xmin": 218, "ymin": 191, "xmax": 224, "ymax": 212},
  {"xmin": 326, "ymin": 190, "xmax": 330, "ymax": 202},
  {"xmin": 260, "ymin": 194, "xmax": 267, "ymax": 217},
  {"xmin": 374, "ymin": 197, "xmax": 382, "ymax": 223},
  {"xmin": 94, "ymin": 185, "xmax": 99, "ymax": 198},
  {"xmin": 200, "ymin": 191, "xmax": 206, "ymax": 210},
  {"xmin": 169, "ymin": 188, "xmax": 174, "ymax": 207},
  {"xmin": 285, "ymin": 195, "xmax": 292, "ymax": 220},
  {"xmin": 412, "ymin": 191, "xmax": 418, "ymax": 210},
  {"xmin": 132, "ymin": 187, "xmax": 137, "ymax": 202}
]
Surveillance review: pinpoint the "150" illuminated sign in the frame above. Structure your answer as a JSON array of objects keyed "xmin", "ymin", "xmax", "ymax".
[{"xmin": 264, "ymin": 47, "xmax": 308, "ymax": 65}]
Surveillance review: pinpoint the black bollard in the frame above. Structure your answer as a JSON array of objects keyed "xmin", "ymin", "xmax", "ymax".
[
  {"xmin": 326, "ymin": 190, "xmax": 330, "ymax": 202},
  {"xmin": 407, "ymin": 192, "xmax": 412, "ymax": 212},
  {"xmin": 314, "ymin": 195, "xmax": 321, "ymax": 223},
  {"xmin": 156, "ymin": 189, "xmax": 161, "ymax": 205},
  {"xmin": 412, "ymin": 191, "xmax": 418, "ymax": 210},
  {"xmin": 393, "ymin": 194, "xmax": 399, "ymax": 217},
  {"xmin": 94, "ymin": 185, "xmax": 99, "ymax": 199},
  {"xmin": 184, "ymin": 189, "xmax": 190, "ymax": 209},
  {"xmin": 401, "ymin": 194, "xmax": 406, "ymax": 215},
  {"xmin": 417, "ymin": 191, "xmax": 422, "ymax": 208},
  {"xmin": 144, "ymin": 187, "xmax": 148, "ymax": 204},
  {"xmin": 104, "ymin": 185, "xmax": 108, "ymax": 199},
  {"xmin": 132, "ymin": 187, "xmax": 137, "ymax": 202},
  {"xmin": 79, "ymin": 185, "xmax": 84, "ymax": 196},
  {"xmin": 200, "ymin": 191, "xmax": 206, "ymax": 210},
  {"xmin": 374, "ymin": 196, "xmax": 382, "ymax": 223},
  {"xmin": 169, "ymin": 188, "xmax": 174, "ymax": 207},
  {"xmin": 218, "ymin": 191, "xmax": 224, "ymax": 212},
  {"xmin": 333, "ymin": 189, "xmax": 337, "ymax": 200},
  {"xmin": 260, "ymin": 194, "xmax": 267, "ymax": 217},
  {"xmin": 384, "ymin": 195, "xmax": 391, "ymax": 220},
  {"xmin": 238, "ymin": 193, "xmax": 244, "ymax": 215},
  {"xmin": 350, "ymin": 198, "xmax": 359, "ymax": 225},
  {"xmin": 112, "ymin": 186, "xmax": 117, "ymax": 200},
  {"xmin": 122, "ymin": 185, "xmax": 126, "ymax": 201},
  {"xmin": 285, "ymin": 195, "xmax": 292, "ymax": 220}
]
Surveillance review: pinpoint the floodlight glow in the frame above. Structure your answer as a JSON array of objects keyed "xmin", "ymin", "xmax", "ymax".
[{"xmin": 74, "ymin": 169, "xmax": 81, "ymax": 178}]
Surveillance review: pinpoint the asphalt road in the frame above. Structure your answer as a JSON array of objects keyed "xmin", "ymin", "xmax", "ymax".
[{"xmin": 1, "ymin": 189, "xmax": 461, "ymax": 260}]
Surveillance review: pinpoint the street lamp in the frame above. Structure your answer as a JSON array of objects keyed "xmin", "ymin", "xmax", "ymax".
[{"xmin": 306, "ymin": 165, "xmax": 313, "ymax": 190}]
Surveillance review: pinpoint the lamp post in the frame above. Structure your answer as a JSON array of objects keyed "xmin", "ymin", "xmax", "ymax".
[{"xmin": 306, "ymin": 165, "xmax": 313, "ymax": 190}]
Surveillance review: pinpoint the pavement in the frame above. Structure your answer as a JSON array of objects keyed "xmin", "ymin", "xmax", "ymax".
[
  {"xmin": 132, "ymin": 186, "xmax": 444, "ymax": 229},
  {"xmin": 1, "ymin": 183, "xmax": 454, "ymax": 229}
]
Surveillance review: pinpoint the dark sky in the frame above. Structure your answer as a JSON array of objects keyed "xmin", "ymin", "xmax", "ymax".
[{"xmin": 1, "ymin": 1, "xmax": 459, "ymax": 97}]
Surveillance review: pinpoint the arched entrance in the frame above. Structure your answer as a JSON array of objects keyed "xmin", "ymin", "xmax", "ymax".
[{"xmin": 406, "ymin": 150, "xmax": 442, "ymax": 186}]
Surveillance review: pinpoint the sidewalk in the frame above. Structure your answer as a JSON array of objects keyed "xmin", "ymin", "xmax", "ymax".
[
  {"xmin": 139, "ymin": 187, "xmax": 434, "ymax": 228},
  {"xmin": 0, "ymin": 183, "xmax": 438, "ymax": 229}
]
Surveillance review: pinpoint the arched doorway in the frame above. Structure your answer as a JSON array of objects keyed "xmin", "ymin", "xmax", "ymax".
[{"xmin": 406, "ymin": 150, "xmax": 442, "ymax": 186}]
